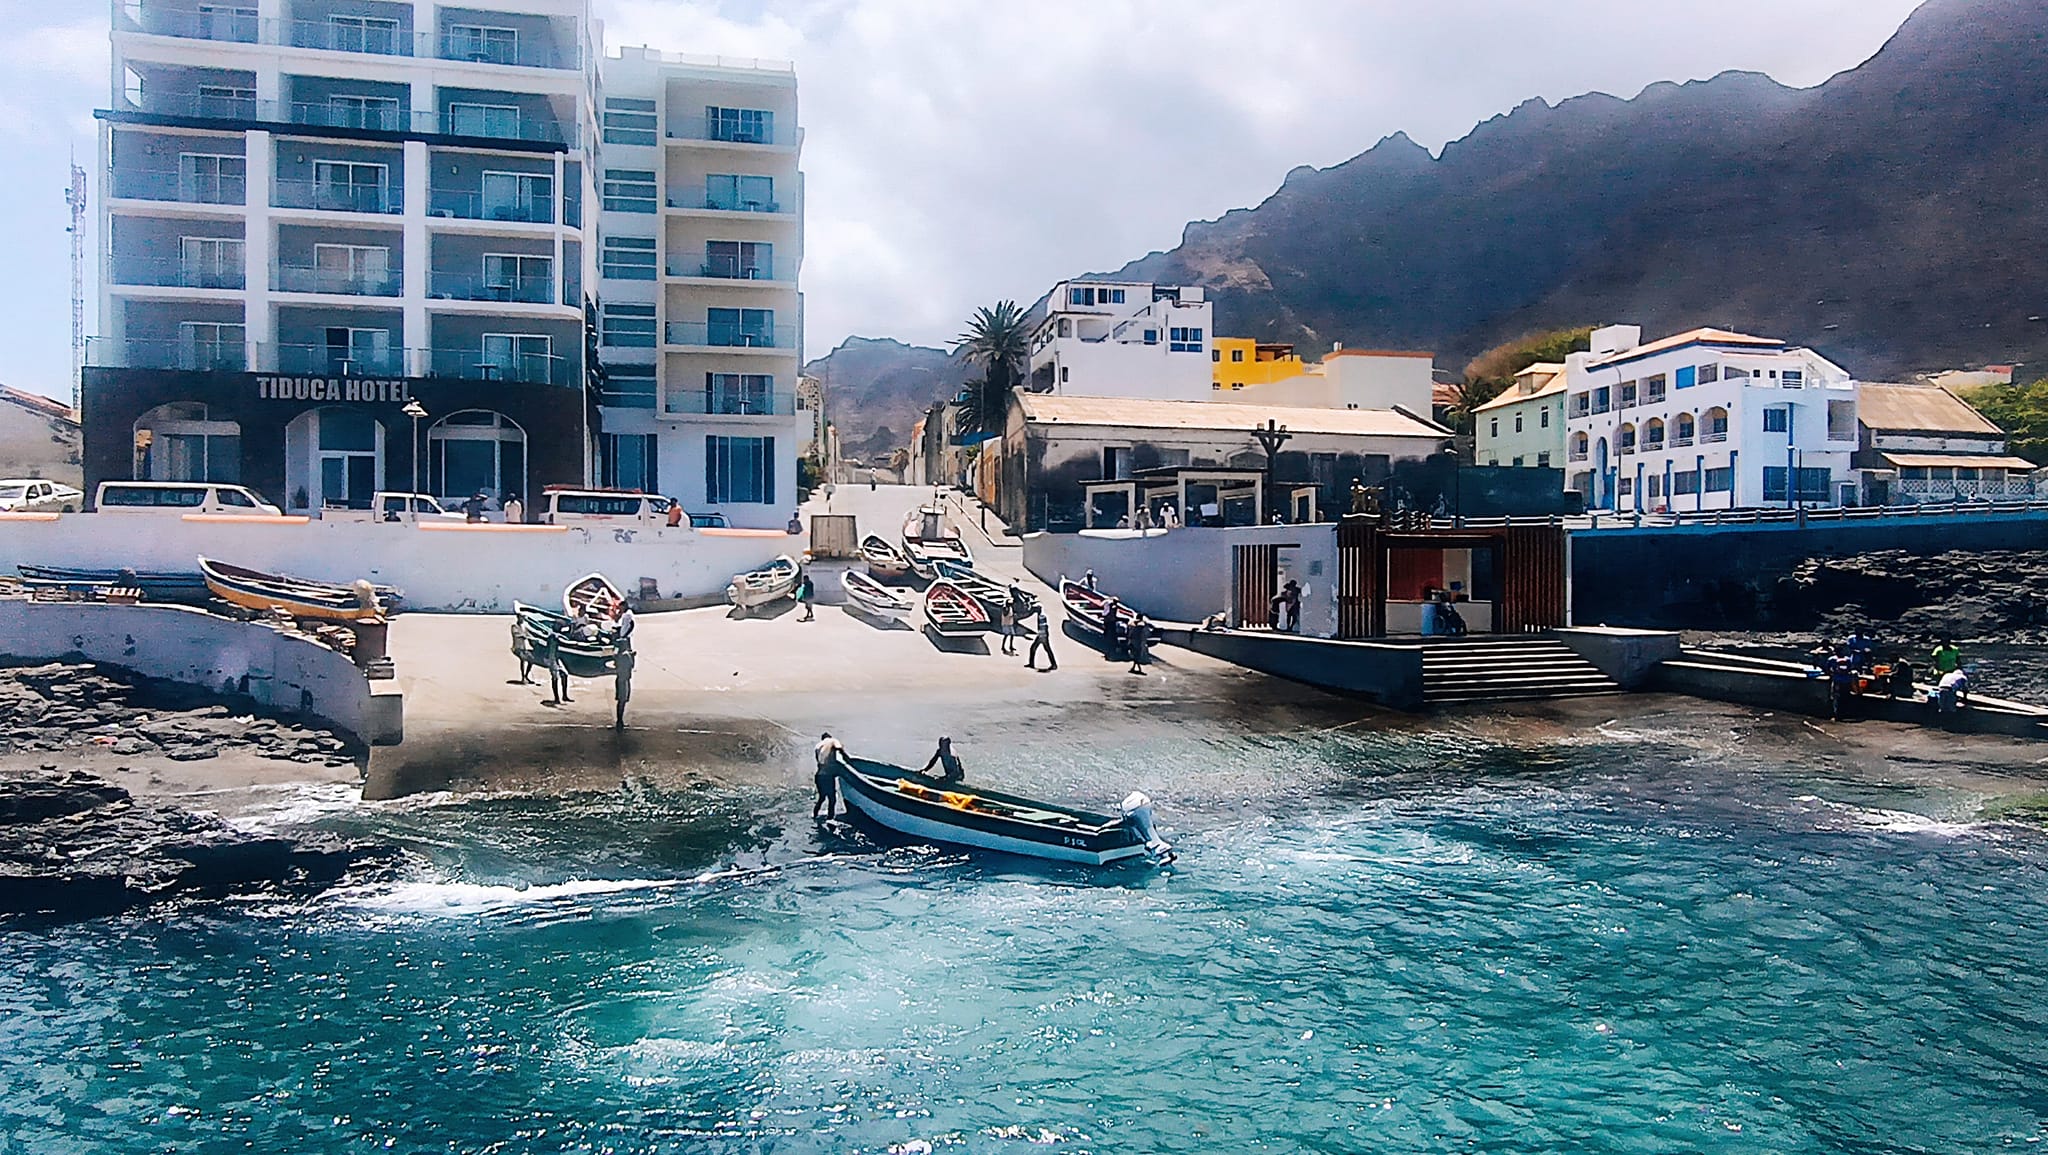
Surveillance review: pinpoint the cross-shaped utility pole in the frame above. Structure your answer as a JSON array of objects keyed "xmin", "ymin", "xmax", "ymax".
[{"xmin": 1251, "ymin": 418, "xmax": 1292, "ymax": 524}]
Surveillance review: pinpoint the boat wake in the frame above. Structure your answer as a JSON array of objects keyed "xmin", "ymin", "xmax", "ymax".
[{"xmin": 330, "ymin": 855, "xmax": 847, "ymax": 917}]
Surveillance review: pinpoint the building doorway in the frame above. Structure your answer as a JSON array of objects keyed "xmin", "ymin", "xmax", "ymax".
[
  {"xmin": 284, "ymin": 407, "xmax": 386, "ymax": 512},
  {"xmin": 427, "ymin": 409, "xmax": 526, "ymax": 503},
  {"xmin": 133, "ymin": 402, "xmax": 241, "ymax": 483}
]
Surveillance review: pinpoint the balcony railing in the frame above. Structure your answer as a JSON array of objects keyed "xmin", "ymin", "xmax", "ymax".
[
  {"xmin": 115, "ymin": 95, "xmax": 578, "ymax": 146},
  {"xmin": 426, "ymin": 189, "xmax": 554, "ymax": 224},
  {"xmin": 1669, "ymin": 434, "xmax": 1695, "ymax": 448},
  {"xmin": 109, "ymin": 259, "xmax": 246, "ymax": 290},
  {"xmin": 426, "ymin": 348, "xmax": 576, "ymax": 386},
  {"xmin": 1567, "ymin": 450, "xmax": 1589, "ymax": 462},
  {"xmin": 1701, "ymin": 430, "xmax": 1729, "ymax": 443},
  {"xmin": 274, "ymin": 264, "xmax": 403, "ymax": 296},
  {"xmin": 665, "ymin": 192, "xmax": 786, "ymax": 214},
  {"xmin": 666, "ymin": 322, "xmax": 796, "ymax": 349},
  {"xmin": 428, "ymin": 271, "xmax": 555, "ymax": 305},
  {"xmin": 663, "ymin": 390, "xmax": 796, "ymax": 416},
  {"xmin": 598, "ymin": 383, "xmax": 658, "ymax": 409},
  {"xmin": 1618, "ymin": 443, "xmax": 1635, "ymax": 456},
  {"xmin": 111, "ymin": 167, "xmax": 247, "ymax": 206},
  {"xmin": 87, "ymin": 337, "xmax": 247, "ymax": 372},
  {"xmin": 1642, "ymin": 439, "xmax": 1664, "ymax": 452},
  {"xmin": 273, "ymin": 178, "xmax": 401, "ymax": 214},
  {"xmin": 120, "ymin": 8, "xmax": 583, "ymax": 70},
  {"xmin": 673, "ymin": 261, "xmax": 789, "ymax": 281},
  {"xmin": 272, "ymin": 343, "xmax": 409, "ymax": 377},
  {"xmin": 665, "ymin": 121, "xmax": 799, "ymax": 148}
]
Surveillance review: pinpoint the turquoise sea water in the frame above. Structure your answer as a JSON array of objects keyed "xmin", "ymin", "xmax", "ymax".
[{"xmin": 5, "ymin": 716, "xmax": 2048, "ymax": 1153}]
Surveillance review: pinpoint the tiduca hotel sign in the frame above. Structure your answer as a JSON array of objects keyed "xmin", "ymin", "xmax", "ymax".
[{"xmin": 255, "ymin": 376, "xmax": 415, "ymax": 403}]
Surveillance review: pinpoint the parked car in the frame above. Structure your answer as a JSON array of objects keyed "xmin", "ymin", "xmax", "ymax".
[
  {"xmin": 93, "ymin": 481, "xmax": 284, "ymax": 516},
  {"xmin": 542, "ymin": 488, "xmax": 674, "ymax": 525},
  {"xmin": 323, "ymin": 492, "xmax": 468, "ymax": 523},
  {"xmin": 689, "ymin": 511, "xmax": 729, "ymax": 528},
  {"xmin": 0, "ymin": 478, "xmax": 84, "ymax": 513}
]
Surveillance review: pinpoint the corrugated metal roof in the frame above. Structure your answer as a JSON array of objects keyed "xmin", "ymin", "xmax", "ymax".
[
  {"xmin": 1017, "ymin": 394, "xmax": 1450, "ymax": 438},
  {"xmin": 1588, "ymin": 327, "xmax": 1784, "ymax": 369},
  {"xmin": 1857, "ymin": 382, "xmax": 2003, "ymax": 436},
  {"xmin": 1880, "ymin": 452, "xmax": 2037, "ymax": 470}
]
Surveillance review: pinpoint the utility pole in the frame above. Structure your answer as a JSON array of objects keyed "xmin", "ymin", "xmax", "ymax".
[
  {"xmin": 65, "ymin": 158, "xmax": 88, "ymax": 411},
  {"xmin": 1251, "ymin": 418, "xmax": 1292, "ymax": 524}
]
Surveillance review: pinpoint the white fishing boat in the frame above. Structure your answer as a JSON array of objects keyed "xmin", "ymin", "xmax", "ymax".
[
  {"xmin": 861, "ymin": 534, "xmax": 912, "ymax": 581},
  {"xmin": 835, "ymin": 756, "xmax": 1174, "ymax": 866},
  {"xmin": 841, "ymin": 569, "xmax": 913, "ymax": 620},
  {"xmin": 726, "ymin": 555, "xmax": 801, "ymax": 611},
  {"xmin": 901, "ymin": 506, "xmax": 973, "ymax": 579}
]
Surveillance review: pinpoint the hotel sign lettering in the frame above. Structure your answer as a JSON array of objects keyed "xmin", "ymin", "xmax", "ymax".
[{"xmin": 254, "ymin": 376, "xmax": 414, "ymax": 404}]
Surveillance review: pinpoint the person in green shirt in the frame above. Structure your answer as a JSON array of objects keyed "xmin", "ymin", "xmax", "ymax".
[{"xmin": 1931, "ymin": 639, "xmax": 1962, "ymax": 676}]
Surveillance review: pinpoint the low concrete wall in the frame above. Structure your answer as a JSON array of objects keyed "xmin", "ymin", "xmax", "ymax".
[
  {"xmin": 1024, "ymin": 525, "xmax": 1340, "ymax": 633},
  {"xmin": 1555, "ymin": 626, "xmax": 1683, "ymax": 689},
  {"xmin": 1652, "ymin": 650, "xmax": 2048, "ymax": 739},
  {"xmin": 1160, "ymin": 626, "xmax": 1424, "ymax": 710},
  {"xmin": 0, "ymin": 600, "xmax": 401, "ymax": 745},
  {"xmin": 0, "ymin": 513, "xmax": 798, "ymax": 613}
]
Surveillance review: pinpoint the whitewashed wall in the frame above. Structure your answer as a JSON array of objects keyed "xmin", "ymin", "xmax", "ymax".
[
  {"xmin": 1023, "ymin": 524, "xmax": 1340, "ymax": 634},
  {"xmin": 0, "ymin": 514, "xmax": 798, "ymax": 613}
]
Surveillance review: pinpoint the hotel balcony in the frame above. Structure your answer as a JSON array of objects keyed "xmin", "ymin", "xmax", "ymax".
[
  {"xmin": 111, "ymin": 93, "xmax": 579, "ymax": 148},
  {"xmin": 426, "ymin": 189, "xmax": 554, "ymax": 224},
  {"xmin": 117, "ymin": 5, "xmax": 585, "ymax": 70},
  {"xmin": 274, "ymin": 264, "xmax": 404, "ymax": 297},
  {"xmin": 665, "ymin": 322, "xmax": 797, "ymax": 350},
  {"xmin": 111, "ymin": 166, "xmax": 247, "ymax": 207},
  {"xmin": 86, "ymin": 336, "xmax": 247, "ymax": 373},
  {"xmin": 273, "ymin": 178, "xmax": 402, "ymax": 215},
  {"xmin": 272, "ymin": 343, "xmax": 410, "ymax": 377},
  {"xmin": 426, "ymin": 348, "xmax": 576, "ymax": 386},
  {"xmin": 664, "ymin": 119, "xmax": 800, "ymax": 150},
  {"xmin": 661, "ymin": 389, "xmax": 798, "ymax": 418},
  {"xmin": 664, "ymin": 191, "xmax": 790, "ymax": 215},
  {"xmin": 427, "ymin": 271, "xmax": 556, "ymax": 305},
  {"xmin": 108, "ymin": 259, "xmax": 246, "ymax": 291},
  {"xmin": 667, "ymin": 260, "xmax": 791, "ymax": 282}
]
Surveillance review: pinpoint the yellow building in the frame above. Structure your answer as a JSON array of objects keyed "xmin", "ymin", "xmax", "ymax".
[{"xmin": 1212, "ymin": 338, "xmax": 1308, "ymax": 389}]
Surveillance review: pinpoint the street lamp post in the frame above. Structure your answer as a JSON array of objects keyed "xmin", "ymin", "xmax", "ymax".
[
  {"xmin": 402, "ymin": 399, "xmax": 427, "ymax": 501},
  {"xmin": 1251, "ymin": 418, "xmax": 1292, "ymax": 524}
]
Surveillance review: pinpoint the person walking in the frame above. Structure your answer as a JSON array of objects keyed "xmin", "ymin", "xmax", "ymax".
[
  {"xmin": 612, "ymin": 641, "xmax": 635, "ymax": 729},
  {"xmin": 1127, "ymin": 615, "xmax": 1152, "ymax": 675},
  {"xmin": 1027, "ymin": 605, "xmax": 1057, "ymax": 671},
  {"xmin": 813, "ymin": 732, "xmax": 848, "ymax": 819},
  {"xmin": 998, "ymin": 600, "xmax": 1018, "ymax": 655},
  {"xmin": 540, "ymin": 627, "xmax": 570, "ymax": 705},
  {"xmin": 511, "ymin": 616, "xmax": 533, "ymax": 684},
  {"xmin": 796, "ymin": 570, "xmax": 815, "ymax": 622}
]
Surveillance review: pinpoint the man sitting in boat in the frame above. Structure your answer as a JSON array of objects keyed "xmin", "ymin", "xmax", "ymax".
[{"xmin": 920, "ymin": 736, "xmax": 966, "ymax": 785}]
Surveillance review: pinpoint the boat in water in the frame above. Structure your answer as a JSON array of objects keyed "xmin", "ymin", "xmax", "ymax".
[
  {"xmin": 922, "ymin": 579, "xmax": 993, "ymax": 635},
  {"xmin": 841, "ymin": 569, "xmax": 913, "ymax": 620},
  {"xmin": 15, "ymin": 563, "xmax": 210, "ymax": 602},
  {"xmin": 511, "ymin": 601, "xmax": 617, "ymax": 678},
  {"xmin": 860, "ymin": 534, "xmax": 913, "ymax": 581},
  {"xmin": 198, "ymin": 557, "xmax": 391, "ymax": 621},
  {"xmin": 727, "ymin": 555, "xmax": 800, "ymax": 612},
  {"xmin": 931, "ymin": 559, "xmax": 1037, "ymax": 619},
  {"xmin": 563, "ymin": 572, "xmax": 626, "ymax": 620},
  {"xmin": 835, "ymin": 755, "xmax": 1173, "ymax": 866},
  {"xmin": 901, "ymin": 506, "xmax": 972, "ymax": 579},
  {"xmin": 1060, "ymin": 578, "xmax": 1138, "ymax": 640}
]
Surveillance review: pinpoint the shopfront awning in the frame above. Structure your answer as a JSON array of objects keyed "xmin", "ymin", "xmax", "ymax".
[{"xmin": 1879, "ymin": 453, "xmax": 2038, "ymax": 470}]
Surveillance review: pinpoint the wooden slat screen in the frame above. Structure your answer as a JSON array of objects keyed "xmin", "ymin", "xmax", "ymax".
[
  {"xmin": 1336, "ymin": 516, "xmax": 1382, "ymax": 638},
  {"xmin": 1498, "ymin": 525, "xmax": 1567, "ymax": 632},
  {"xmin": 1233, "ymin": 544, "xmax": 1278, "ymax": 628}
]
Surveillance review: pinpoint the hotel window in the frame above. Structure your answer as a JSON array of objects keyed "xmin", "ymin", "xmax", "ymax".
[
  {"xmin": 481, "ymin": 171, "xmax": 552, "ymax": 222},
  {"xmin": 603, "ymin": 168, "xmax": 657, "ymax": 213},
  {"xmin": 1618, "ymin": 477, "xmax": 1634, "ymax": 497},
  {"xmin": 197, "ymin": 84, "xmax": 256, "ymax": 119},
  {"xmin": 325, "ymin": 14, "xmax": 399, "ymax": 54},
  {"xmin": 312, "ymin": 243, "xmax": 390, "ymax": 293},
  {"xmin": 1675, "ymin": 365, "xmax": 1696, "ymax": 390},
  {"xmin": 179, "ymin": 237, "xmax": 243, "ymax": 288},
  {"xmin": 1673, "ymin": 470, "xmax": 1700, "ymax": 495},
  {"xmin": 1782, "ymin": 369, "xmax": 1805, "ymax": 388},
  {"xmin": 1643, "ymin": 374, "xmax": 1667, "ymax": 403},
  {"xmin": 602, "ymin": 98, "xmax": 657, "ymax": 146},
  {"xmin": 195, "ymin": 4, "xmax": 258, "ymax": 41},
  {"xmin": 447, "ymin": 102, "xmax": 519, "ymax": 138},
  {"xmin": 1705, "ymin": 467, "xmax": 1733, "ymax": 493},
  {"xmin": 481, "ymin": 334, "xmax": 553, "ymax": 383},
  {"xmin": 1763, "ymin": 466, "xmax": 1832, "ymax": 502},
  {"xmin": 600, "ymin": 362, "xmax": 656, "ymax": 408},
  {"xmin": 313, "ymin": 160, "xmax": 391, "ymax": 213},
  {"xmin": 707, "ymin": 308, "xmax": 776, "ymax": 347},
  {"xmin": 1143, "ymin": 330, "xmax": 1158, "ymax": 345},
  {"xmin": 1619, "ymin": 381, "xmax": 1637, "ymax": 408},
  {"xmin": 601, "ymin": 303, "xmax": 657, "ymax": 348},
  {"xmin": 705, "ymin": 106, "xmax": 774, "ymax": 144},
  {"xmin": 602, "ymin": 434, "xmax": 658, "ymax": 492},
  {"xmin": 1763, "ymin": 408, "xmax": 1789, "ymax": 433},
  {"xmin": 704, "ymin": 240, "xmax": 773, "ymax": 279},
  {"xmin": 1211, "ymin": 349, "xmax": 1220, "ymax": 362},
  {"xmin": 706, "ymin": 435, "xmax": 775, "ymax": 504},
  {"xmin": 178, "ymin": 153, "xmax": 245, "ymax": 204},
  {"xmin": 706, "ymin": 373, "xmax": 775, "ymax": 414},
  {"xmin": 482, "ymin": 253, "xmax": 552, "ymax": 302},
  {"xmin": 446, "ymin": 24, "xmax": 519, "ymax": 65},
  {"xmin": 706, "ymin": 174, "xmax": 775, "ymax": 211},
  {"xmin": 1698, "ymin": 363, "xmax": 1720, "ymax": 384},
  {"xmin": 1570, "ymin": 392, "xmax": 1589, "ymax": 417},
  {"xmin": 1592, "ymin": 387, "xmax": 1610, "ymax": 413},
  {"xmin": 177, "ymin": 322, "xmax": 246, "ymax": 371},
  {"xmin": 326, "ymin": 94, "xmax": 399, "ymax": 130},
  {"xmin": 1827, "ymin": 399, "xmax": 1856, "ymax": 440},
  {"xmin": 1168, "ymin": 327, "xmax": 1203, "ymax": 353},
  {"xmin": 601, "ymin": 236, "xmax": 657, "ymax": 280}
]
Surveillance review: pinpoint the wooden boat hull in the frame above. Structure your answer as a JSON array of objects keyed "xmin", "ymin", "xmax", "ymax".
[
  {"xmin": 923, "ymin": 579, "xmax": 993, "ymax": 634},
  {"xmin": 860, "ymin": 535, "xmax": 912, "ymax": 580},
  {"xmin": 199, "ymin": 557, "xmax": 388, "ymax": 621},
  {"xmin": 841, "ymin": 570, "xmax": 911, "ymax": 619},
  {"xmin": 512, "ymin": 602, "xmax": 616, "ymax": 678},
  {"xmin": 17, "ymin": 564, "xmax": 209, "ymax": 601},
  {"xmin": 931, "ymin": 560, "xmax": 1037, "ymax": 619},
  {"xmin": 727, "ymin": 555, "xmax": 800, "ymax": 609},
  {"xmin": 835, "ymin": 757, "xmax": 1148, "ymax": 865},
  {"xmin": 1060, "ymin": 579, "xmax": 1135, "ymax": 639},
  {"xmin": 564, "ymin": 572, "xmax": 626, "ymax": 620}
]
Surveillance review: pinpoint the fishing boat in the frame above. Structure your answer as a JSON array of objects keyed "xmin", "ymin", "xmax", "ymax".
[
  {"xmin": 1060, "ymin": 578, "xmax": 1138, "ymax": 640},
  {"xmin": 198, "ymin": 557, "xmax": 389, "ymax": 621},
  {"xmin": 922, "ymin": 579, "xmax": 993, "ymax": 635},
  {"xmin": 932, "ymin": 559, "xmax": 1037, "ymax": 619},
  {"xmin": 727, "ymin": 555, "xmax": 801, "ymax": 611},
  {"xmin": 834, "ymin": 755, "xmax": 1173, "ymax": 866},
  {"xmin": 860, "ymin": 534, "xmax": 912, "ymax": 581},
  {"xmin": 901, "ymin": 506, "xmax": 973, "ymax": 579},
  {"xmin": 511, "ymin": 602, "xmax": 616, "ymax": 678},
  {"xmin": 563, "ymin": 572, "xmax": 626, "ymax": 620},
  {"xmin": 16, "ymin": 563, "xmax": 210, "ymax": 602},
  {"xmin": 841, "ymin": 569, "xmax": 913, "ymax": 620}
]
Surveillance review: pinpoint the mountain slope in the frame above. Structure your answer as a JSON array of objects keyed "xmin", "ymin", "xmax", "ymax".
[
  {"xmin": 804, "ymin": 337, "xmax": 975, "ymax": 461},
  {"xmin": 1108, "ymin": 0, "xmax": 2048, "ymax": 378}
]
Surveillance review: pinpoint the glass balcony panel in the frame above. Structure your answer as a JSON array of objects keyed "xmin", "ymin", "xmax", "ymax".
[
  {"xmin": 663, "ymin": 390, "xmax": 794, "ymax": 416},
  {"xmin": 664, "ymin": 322, "xmax": 794, "ymax": 348},
  {"xmin": 427, "ymin": 271, "xmax": 555, "ymax": 304},
  {"xmin": 87, "ymin": 337, "xmax": 249, "ymax": 372},
  {"xmin": 274, "ymin": 264, "xmax": 403, "ymax": 296},
  {"xmin": 271, "ymin": 343, "xmax": 410, "ymax": 376},
  {"xmin": 112, "ymin": 258, "xmax": 247, "ymax": 290},
  {"xmin": 127, "ymin": 4, "xmax": 260, "ymax": 43},
  {"xmin": 427, "ymin": 348, "xmax": 572, "ymax": 385},
  {"xmin": 114, "ymin": 167, "xmax": 248, "ymax": 205},
  {"xmin": 273, "ymin": 178, "xmax": 401, "ymax": 214}
]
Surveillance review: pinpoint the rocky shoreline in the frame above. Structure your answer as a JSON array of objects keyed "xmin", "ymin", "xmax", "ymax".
[{"xmin": 2, "ymin": 662, "xmax": 359, "ymax": 767}]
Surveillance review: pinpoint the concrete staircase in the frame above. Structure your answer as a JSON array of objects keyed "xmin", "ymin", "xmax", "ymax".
[{"xmin": 1420, "ymin": 636, "xmax": 1622, "ymax": 705}]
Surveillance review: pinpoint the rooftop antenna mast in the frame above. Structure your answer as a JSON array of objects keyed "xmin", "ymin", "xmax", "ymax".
[{"xmin": 65, "ymin": 155, "xmax": 88, "ymax": 411}]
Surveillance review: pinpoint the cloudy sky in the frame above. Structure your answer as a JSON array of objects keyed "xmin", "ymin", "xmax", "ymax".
[{"xmin": 0, "ymin": 0, "xmax": 1924, "ymax": 400}]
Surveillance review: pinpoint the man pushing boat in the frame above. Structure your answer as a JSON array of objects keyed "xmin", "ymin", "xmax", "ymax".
[{"xmin": 813, "ymin": 732, "xmax": 850, "ymax": 819}]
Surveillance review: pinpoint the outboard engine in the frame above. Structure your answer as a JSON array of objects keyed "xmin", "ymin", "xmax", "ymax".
[{"xmin": 1119, "ymin": 792, "xmax": 1175, "ymax": 863}]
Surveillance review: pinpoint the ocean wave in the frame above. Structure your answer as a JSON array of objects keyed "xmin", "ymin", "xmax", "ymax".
[
  {"xmin": 329, "ymin": 855, "xmax": 844, "ymax": 917},
  {"xmin": 1794, "ymin": 795, "xmax": 2002, "ymax": 838}
]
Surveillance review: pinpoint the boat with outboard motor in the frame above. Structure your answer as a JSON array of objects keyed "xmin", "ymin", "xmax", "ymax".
[
  {"xmin": 512, "ymin": 601, "xmax": 617, "ymax": 678},
  {"xmin": 860, "ymin": 534, "xmax": 913, "ymax": 581},
  {"xmin": 727, "ymin": 555, "xmax": 801, "ymax": 612},
  {"xmin": 1060, "ymin": 578, "xmax": 1137, "ymax": 640},
  {"xmin": 198, "ymin": 556, "xmax": 392, "ymax": 621},
  {"xmin": 922, "ymin": 579, "xmax": 992, "ymax": 635},
  {"xmin": 833, "ymin": 755, "xmax": 1173, "ymax": 865},
  {"xmin": 841, "ymin": 568, "xmax": 913, "ymax": 620},
  {"xmin": 931, "ymin": 559, "xmax": 1037, "ymax": 619}
]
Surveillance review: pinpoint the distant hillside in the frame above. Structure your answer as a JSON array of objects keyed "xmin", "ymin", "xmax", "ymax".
[
  {"xmin": 1095, "ymin": 0, "xmax": 2048, "ymax": 379},
  {"xmin": 804, "ymin": 337, "xmax": 975, "ymax": 461}
]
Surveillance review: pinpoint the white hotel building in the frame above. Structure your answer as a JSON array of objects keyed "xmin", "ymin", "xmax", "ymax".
[
  {"xmin": 84, "ymin": 1, "xmax": 802, "ymax": 524},
  {"xmin": 1564, "ymin": 325, "xmax": 1860, "ymax": 512}
]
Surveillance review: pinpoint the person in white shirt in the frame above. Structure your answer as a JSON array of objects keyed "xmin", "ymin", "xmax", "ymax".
[
  {"xmin": 502, "ymin": 492, "xmax": 524, "ymax": 525},
  {"xmin": 813, "ymin": 732, "xmax": 849, "ymax": 818}
]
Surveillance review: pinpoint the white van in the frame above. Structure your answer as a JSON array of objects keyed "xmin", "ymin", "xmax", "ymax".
[
  {"xmin": 323, "ymin": 492, "xmax": 467, "ymax": 523},
  {"xmin": 94, "ymin": 481, "xmax": 284, "ymax": 516},
  {"xmin": 542, "ymin": 488, "xmax": 675, "ymax": 525}
]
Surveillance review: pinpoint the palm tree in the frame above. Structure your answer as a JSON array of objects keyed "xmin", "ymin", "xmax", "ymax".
[{"xmin": 952, "ymin": 301, "xmax": 1031, "ymax": 435}]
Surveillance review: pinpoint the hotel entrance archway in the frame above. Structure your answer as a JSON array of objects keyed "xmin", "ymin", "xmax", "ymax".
[{"xmin": 284, "ymin": 406, "xmax": 386, "ymax": 513}]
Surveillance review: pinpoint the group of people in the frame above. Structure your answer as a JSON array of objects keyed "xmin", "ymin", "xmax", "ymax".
[
  {"xmin": 994, "ymin": 582, "xmax": 1057, "ymax": 671},
  {"xmin": 812, "ymin": 732, "xmax": 965, "ymax": 819},
  {"xmin": 1115, "ymin": 502, "xmax": 1182, "ymax": 532},
  {"xmin": 513, "ymin": 595, "xmax": 638, "ymax": 727},
  {"xmin": 1815, "ymin": 631, "xmax": 1970, "ymax": 720}
]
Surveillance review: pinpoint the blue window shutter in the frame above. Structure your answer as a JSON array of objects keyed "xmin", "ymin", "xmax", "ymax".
[{"xmin": 1675, "ymin": 365, "xmax": 1697, "ymax": 389}]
